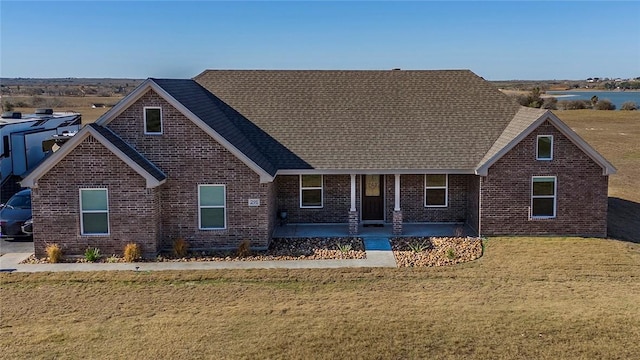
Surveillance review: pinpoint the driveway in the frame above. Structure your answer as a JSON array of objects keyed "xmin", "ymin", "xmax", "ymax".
[{"xmin": 0, "ymin": 239, "xmax": 34, "ymax": 256}]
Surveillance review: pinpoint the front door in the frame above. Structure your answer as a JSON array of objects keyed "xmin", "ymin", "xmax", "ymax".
[{"xmin": 362, "ymin": 175, "xmax": 384, "ymax": 222}]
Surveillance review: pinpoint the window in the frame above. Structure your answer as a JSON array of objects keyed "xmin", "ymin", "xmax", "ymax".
[
  {"xmin": 425, "ymin": 174, "xmax": 448, "ymax": 207},
  {"xmin": 80, "ymin": 189, "xmax": 109, "ymax": 235},
  {"xmin": 532, "ymin": 176, "xmax": 556, "ymax": 218},
  {"xmin": 144, "ymin": 107, "xmax": 162, "ymax": 134},
  {"xmin": 537, "ymin": 135, "xmax": 553, "ymax": 160},
  {"xmin": 199, "ymin": 185, "xmax": 226, "ymax": 229},
  {"xmin": 300, "ymin": 175, "xmax": 323, "ymax": 208}
]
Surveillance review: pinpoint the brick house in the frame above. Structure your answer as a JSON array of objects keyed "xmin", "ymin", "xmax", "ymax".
[{"xmin": 20, "ymin": 70, "xmax": 616, "ymax": 257}]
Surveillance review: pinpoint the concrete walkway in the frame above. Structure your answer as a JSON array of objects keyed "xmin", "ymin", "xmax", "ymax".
[{"xmin": 0, "ymin": 238, "xmax": 397, "ymax": 273}]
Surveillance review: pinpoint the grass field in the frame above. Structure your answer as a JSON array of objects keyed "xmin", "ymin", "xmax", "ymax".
[
  {"xmin": 554, "ymin": 110, "xmax": 640, "ymax": 242},
  {"xmin": 1, "ymin": 103, "xmax": 638, "ymax": 359},
  {"xmin": 1, "ymin": 237, "xmax": 639, "ymax": 359}
]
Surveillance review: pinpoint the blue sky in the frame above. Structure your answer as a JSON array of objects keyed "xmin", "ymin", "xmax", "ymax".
[{"xmin": 1, "ymin": 1, "xmax": 638, "ymax": 80}]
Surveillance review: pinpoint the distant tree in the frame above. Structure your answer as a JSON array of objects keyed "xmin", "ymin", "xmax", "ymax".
[
  {"xmin": 516, "ymin": 87, "xmax": 544, "ymax": 108},
  {"xmin": 620, "ymin": 101, "xmax": 638, "ymax": 111},
  {"xmin": 558, "ymin": 100, "xmax": 589, "ymax": 110},
  {"xmin": 590, "ymin": 95, "xmax": 599, "ymax": 108},
  {"xmin": 542, "ymin": 97, "xmax": 557, "ymax": 110},
  {"xmin": 594, "ymin": 99, "xmax": 616, "ymax": 110}
]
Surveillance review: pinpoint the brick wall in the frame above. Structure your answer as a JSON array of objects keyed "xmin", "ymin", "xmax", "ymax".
[
  {"xmin": 106, "ymin": 89, "xmax": 275, "ymax": 250},
  {"xmin": 32, "ymin": 135, "xmax": 161, "ymax": 258},
  {"xmin": 275, "ymin": 174, "xmax": 357, "ymax": 223},
  {"xmin": 385, "ymin": 174, "xmax": 469, "ymax": 223},
  {"xmin": 480, "ymin": 120, "xmax": 608, "ymax": 237},
  {"xmin": 466, "ymin": 176, "xmax": 480, "ymax": 234}
]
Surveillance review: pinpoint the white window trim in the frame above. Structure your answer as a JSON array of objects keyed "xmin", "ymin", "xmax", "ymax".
[
  {"xmin": 300, "ymin": 175, "xmax": 323, "ymax": 209},
  {"xmin": 198, "ymin": 184, "xmax": 227, "ymax": 230},
  {"xmin": 79, "ymin": 188, "xmax": 110, "ymax": 236},
  {"xmin": 424, "ymin": 174, "xmax": 448, "ymax": 208},
  {"xmin": 531, "ymin": 176, "xmax": 557, "ymax": 219},
  {"xmin": 143, "ymin": 106, "xmax": 163, "ymax": 135},
  {"xmin": 536, "ymin": 135, "xmax": 553, "ymax": 161}
]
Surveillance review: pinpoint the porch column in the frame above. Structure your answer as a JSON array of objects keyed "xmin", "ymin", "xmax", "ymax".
[
  {"xmin": 349, "ymin": 174, "xmax": 359, "ymax": 235},
  {"xmin": 393, "ymin": 174, "xmax": 403, "ymax": 235}
]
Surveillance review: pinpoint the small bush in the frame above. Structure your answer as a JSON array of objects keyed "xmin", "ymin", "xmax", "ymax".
[
  {"xmin": 558, "ymin": 99, "xmax": 590, "ymax": 110},
  {"xmin": 237, "ymin": 240, "xmax": 251, "ymax": 257},
  {"xmin": 408, "ymin": 240, "xmax": 430, "ymax": 253},
  {"xmin": 45, "ymin": 244, "xmax": 63, "ymax": 263},
  {"xmin": 123, "ymin": 243, "xmax": 142, "ymax": 262},
  {"xmin": 3, "ymin": 101, "xmax": 15, "ymax": 111},
  {"xmin": 594, "ymin": 99, "xmax": 616, "ymax": 110},
  {"xmin": 106, "ymin": 255, "xmax": 120, "ymax": 263},
  {"xmin": 453, "ymin": 227, "xmax": 465, "ymax": 237},
  {"xmin": 542, "ymin": 97, "xmax": 558, "ymax": 110},
  {"xmin": 84, "ymin": 247, "xmax": 101, "ymax": 262},
  {"xmin": 173, "ymin": 238, "xmax": 189, "ymax": 257},
  {"xmin": 446, "ymin": 248, "xmax": 456, "ymax": 260},
  {"xmin": 336, "ymin": 243, "xmax": 353, "ymax": 254},
  {"xmin": 621, "ymin": 101, "xmax": 637, "ymax": 111}
]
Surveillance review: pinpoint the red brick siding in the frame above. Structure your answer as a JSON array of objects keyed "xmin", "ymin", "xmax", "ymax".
[
  {"xmin": 480, "ymin": 120, "xmax": 608, "ymax": 237},
  {"xmin": 466, "ymin": 176, "xmax": 480, "ymax": 234},
  {"xmin": 106, "ymin": 89, "xmax": 275, "ymax": 250},
  {"xmin": 275, "ymin": 175, "xmax": 358, "ymax": 223},
  {"xmin": 385, "ymin": 174, "xmax": 469, "ymax": 223},
  {"xmin": 32, "ymin": 135, "xmax": 161, "ymax": 258}
]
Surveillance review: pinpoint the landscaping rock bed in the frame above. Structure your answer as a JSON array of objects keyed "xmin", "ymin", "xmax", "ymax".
[
  {"xmin": 21, "ymin": 237, "xmax": 366, "ymax": 264},
  {"xmin": 392, "ymin": 237, "xmax": 482, "ymax": 267}
]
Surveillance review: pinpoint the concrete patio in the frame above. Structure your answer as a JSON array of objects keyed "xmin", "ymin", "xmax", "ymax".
[{"xmin": 272, "ymin": 223, "xmax": 475, "ymax": 238}]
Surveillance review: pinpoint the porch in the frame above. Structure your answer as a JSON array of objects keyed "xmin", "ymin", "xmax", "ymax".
[{"xmin": 272, "ymin": 223, "xmax": 477, "ymax": 238}]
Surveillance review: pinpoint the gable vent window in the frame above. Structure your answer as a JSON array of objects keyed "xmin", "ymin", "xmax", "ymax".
[
  {"xmin": 144, "ymin": 107, "xmax": 162, "ymax": 135},
  {"xmin": 537, "ymin": 135, "xmax": 553, "ymax": 160}
]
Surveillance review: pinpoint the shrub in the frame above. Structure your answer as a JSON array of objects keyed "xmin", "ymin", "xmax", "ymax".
[
  {"xmin": 594, "ymin": 99, "xmax": 616, "ymax": 110},
  {"xmin": 237, "ymin": 240, "xmax": 251, "ymax": 257},
  {"xmin": 446, "ymin": 248, "xmax": 456, "ymax": 260},
  {"xmin": 84, "ymin": 247, "xmax": 101, "ymax": 262},
  {"xmin": 45, "ymin": 244, "xmax": 63, "ymax": 263},
  {"xmin": 542, "ymin": 97, "xmax": 557, "ymax": 110},
  {"xmin": 123, "ymin": 243, "xmax": 142, "ymax": 262},
  {"xmin": 408, "ymin": 240, "xmax": 430, "ymax": 253},
  {"xmin": 621, "ymin": 101, "xmax": 637, "ymax": 111},
  {"xmin": 336, "ymin": 243, "xmax": 353, "ymax": 254},
  {"xmin": 453, "ymin": 227, "xmax": 465, "ymax": 237},
  {"xmin": 173, "ymin": 238, "xmax": 189, "ymax": 257},
  {"xmin": 558, "ymin": 99, "xmax": 589, "ymax": 110}
]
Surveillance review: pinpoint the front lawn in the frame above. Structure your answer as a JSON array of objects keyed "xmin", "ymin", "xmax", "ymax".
[{"xmin": 1, "ymin": 237, "xmax": 639, "ymax": 359}]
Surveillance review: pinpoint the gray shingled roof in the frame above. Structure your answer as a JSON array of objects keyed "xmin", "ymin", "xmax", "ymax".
[
  {"xmin": 194, "ymin": 70, "xmax": 523, "ymax": 170},
  {"xmin": 150, "ymin": 78, "xmax": 310, "ymax": 175},
  {"xmin": 88, "ymin": 123, "xmax": 167, "ymax": 182}
]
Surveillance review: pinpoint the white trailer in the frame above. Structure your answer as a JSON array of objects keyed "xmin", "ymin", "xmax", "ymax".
[{"xmin": 1, "ymin": 109, "xmax": 81, "ymax": 199}]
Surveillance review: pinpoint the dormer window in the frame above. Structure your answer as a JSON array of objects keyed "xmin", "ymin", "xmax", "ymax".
[
  {"xmin": 537, "ymin": 135, "xmax": 553, "ymax": 160},
  {"xmin": 144, "ymin": 107, "xmax": 162, "ymax": 134}
]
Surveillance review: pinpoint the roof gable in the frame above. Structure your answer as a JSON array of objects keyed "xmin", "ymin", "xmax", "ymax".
[
  {"xmin": 475, "ymin": 109, "xmax": 616, "ymax": 176},
  {"xmin": 96, "ymin": 79, "xmax": 307, "ymax": 182},
  {"xmin": 20, "ymin": 125, "xmax": 167, "ymax": 189}
]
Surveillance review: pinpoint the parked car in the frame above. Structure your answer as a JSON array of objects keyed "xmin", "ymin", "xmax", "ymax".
[{"xmin": 0, "ymin": 189, "xmax": 32, "ymax": 241}]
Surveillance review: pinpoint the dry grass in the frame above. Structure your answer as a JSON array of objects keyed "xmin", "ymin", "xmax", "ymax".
[
  {"xmin": 1, "ymin": 237, "xmax": 639, "ymax": 359},
  {"xmin": 554, "ymin": 110, "xmax": 640, "ymax": 242},
  {"xmin": 10, "ymin": 95, "xmax": 123, "ymax": 124}
]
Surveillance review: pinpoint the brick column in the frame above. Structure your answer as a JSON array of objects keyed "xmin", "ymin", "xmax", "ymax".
[
  {"xmin": 393, "ymin": 210, "xmax": 403, "ymax": 235},
  {"xmin": 349, "ymin": 210, "xmax": 359, "ymax": 236}
]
